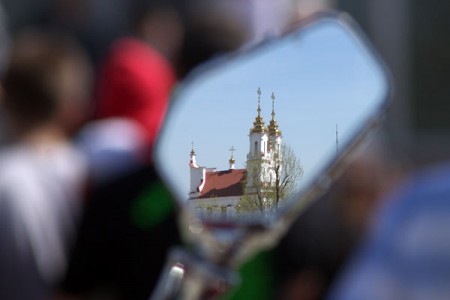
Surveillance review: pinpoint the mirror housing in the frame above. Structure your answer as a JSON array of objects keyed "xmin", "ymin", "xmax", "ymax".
[{"xmin": 154, "ymin": 11, "xmax": 390, "ymax": 268}]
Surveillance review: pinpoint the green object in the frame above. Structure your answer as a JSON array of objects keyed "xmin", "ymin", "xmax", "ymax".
[
  {"xmin": 131, "ymin": 181, "xmax": 175, "ymax": 229},
  {"xmin": 223, "ymin": 250, "xmax": 276, "ymax": 300}
]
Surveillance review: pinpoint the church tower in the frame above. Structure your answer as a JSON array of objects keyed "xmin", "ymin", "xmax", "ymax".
[
  {"xmin": 268, "ymin": 92, "xmax": 282, "ymax": 158},
  {"xmin": 188, "ymin": 89, "xmax": 284, "ymax": 216},
  {"xmin": 267, "ymin": 92, "xmax": 283, "ymax": 184},
  {"xmin": 245, "ymin": 89, "xmax": 283, "ymax": 192},
  {"xmin": 246, "ymin": 88, "xmax": 270, "ymax": 190}
]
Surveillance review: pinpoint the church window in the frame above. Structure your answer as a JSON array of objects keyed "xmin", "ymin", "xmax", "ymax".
[{"xmin": 254, "ymin": 141, "xmax": 258, "ymax": 156}]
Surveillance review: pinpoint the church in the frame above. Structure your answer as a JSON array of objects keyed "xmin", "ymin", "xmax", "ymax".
[{"xmin": 188, "ymin": 88, "xmax": 283, "ymax": 217}]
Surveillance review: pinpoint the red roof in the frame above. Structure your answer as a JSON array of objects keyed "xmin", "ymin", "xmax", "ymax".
[{"xmin": 197, "ymin": 169, "xmax": 246, "ymax": 199}]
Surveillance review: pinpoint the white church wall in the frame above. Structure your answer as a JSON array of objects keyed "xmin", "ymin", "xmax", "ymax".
[
  {"xmin": 190, "ymin": 167, "xmax": 205, "ymax": 193},
  {"xmin": 248, "ymin": 132, "xmax": 269, "ymax": 160},
  {"xmin": 190, "ymin": 196, "xmax": 240, "ymax": 218}
]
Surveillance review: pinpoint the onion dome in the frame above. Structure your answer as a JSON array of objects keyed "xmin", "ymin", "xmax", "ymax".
[
  {"xmin": 250, "ymin": 87, "xmax": 267, "ymax": 133},
  {"xmin": 268, "ymin": 92, "xmax": 282, "ymax": 136},
  {"xmin": 229, "ymin": 146, "xmax": 236, "ymax": 169}
]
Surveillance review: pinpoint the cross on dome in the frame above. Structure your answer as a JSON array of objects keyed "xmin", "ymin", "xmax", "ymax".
[
  {"xmin": 229, "ymin": 146, "xmax": 236, "ymax": 159},
  {"xmin": 250, "ymin": 87, "xmax": 267, "ymax": 133},
  {"xmin": 229, "ymin": 145, "xmax": 236, "ymax": 169},
  {"xmin": 190, "ymin": 141, "xmax": 196, "ymax": 156},
  {"xmin": 268, "ymin": 92, "xmax": 281, "ymax": 136}
]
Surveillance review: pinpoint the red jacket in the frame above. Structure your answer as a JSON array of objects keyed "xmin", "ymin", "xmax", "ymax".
[{"xmin": 96, "ymin": 38, "xmax": 176, "ymax": 151}]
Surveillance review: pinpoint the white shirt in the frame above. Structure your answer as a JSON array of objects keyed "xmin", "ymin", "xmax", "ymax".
[{"xmin": 0, "ymin": 142, "xmax": 87, "ymax": 299}]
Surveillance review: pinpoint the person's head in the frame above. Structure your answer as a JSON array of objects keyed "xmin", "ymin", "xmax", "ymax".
[
  {"xmin": 130, "ymin": 0, "xmax": 186, "ymax": 62},
  {"xmin": 176, "ymin": 0, "xmax": 251, "ymax": 76},
  {"xmin": 130, "ymin": 0, "xmax": 251, "ymax": 77},
  {"xmin": 1, "ymin": 29, "xmax": 92, "ymax": 138}
]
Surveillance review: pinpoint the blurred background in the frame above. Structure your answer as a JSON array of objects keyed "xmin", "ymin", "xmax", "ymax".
[
  {"xmin": 338, "ymin": 0, "xmax": 450, "ymax": 167},
  {"xmin": 2, "ymin": 0, "xmax": 449, "ymax": 166},
  {"xmin": 1, "ymin": 0, "xmax": 450, "ymax": 299}
]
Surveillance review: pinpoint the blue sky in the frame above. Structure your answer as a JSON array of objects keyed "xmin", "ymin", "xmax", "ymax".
[{"xmin": 157, "ymin": 19, "xmax": 388, "ymax": 201}]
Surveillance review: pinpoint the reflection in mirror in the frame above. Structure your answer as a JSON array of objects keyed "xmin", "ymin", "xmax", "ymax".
[{"xmin": 156, "ymin": 18, "xmax": 388, "ymax": 222}]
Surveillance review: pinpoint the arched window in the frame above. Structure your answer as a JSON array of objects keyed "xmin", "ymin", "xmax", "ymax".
[{"xmin": 254, "ymin": 141, "xmax": 258, "ymax": 156}]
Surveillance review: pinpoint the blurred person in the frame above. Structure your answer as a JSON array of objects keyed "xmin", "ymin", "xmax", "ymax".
[
  {"xmin": 58, "ymin": 1, "xmax": 250, "ymax": 299},
  {"xmin": 0, "ymin": 4, "xmax": 10, "ymax": 77},
  {"xmin": 274, "ymin": 137, "xmax": 405, "ymax": 300},
  {"xmin": 313, "ymin": 1, "xmax": 450, "ymax": 298},
  {"xmin": 327, "ymin": 164, "xmax": 450, "ymax": 299},
  {"xmin": 0, "ymin": 3, "xmax": 10, "ymax": 144},
  {"xmin": 0, "ymin": 30, "xmax": 91, "ymax": 299},
  {"xmin": 77, "ymin": 0, "xmax": 250, "ymax": 183},
  {"xmin": 76, "ymin": 0, "xmax": 182, "ymax": 183},
  {"xmin": 289, "ymin": 0, "xmax": 334, "ymax": 21},
  {"xmin": 2, "ymin": 0, "xmax": 124, "ymax": 64},
  {"xmin": 327, "ymin": 150, "xmax": 450, "ymax": 299},
  {"xmin": 50, "ymin": 0, "xmax": 131, "ymax": 64}
]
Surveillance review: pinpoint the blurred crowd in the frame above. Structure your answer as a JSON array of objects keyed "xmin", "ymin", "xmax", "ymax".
[
  {"xmin": 0, "ymin": 0, "xmax": 254, "ymax": 299},
  {"xmin": 2, "ymin": 0, "xmax": 450, "ymax": 300}
]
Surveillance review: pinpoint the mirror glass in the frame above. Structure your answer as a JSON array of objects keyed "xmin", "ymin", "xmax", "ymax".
[{"xmin": 156, "ymin": 17, "xmax": 388, "ymax": 222}]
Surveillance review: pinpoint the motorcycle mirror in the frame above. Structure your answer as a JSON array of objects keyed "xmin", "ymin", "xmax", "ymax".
[{"xmin": 155, "ymin": 12, "xmax": 389, "ymax": 260}]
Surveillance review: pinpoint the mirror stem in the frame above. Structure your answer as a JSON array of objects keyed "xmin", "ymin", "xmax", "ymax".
[{"xmin": 150, "ymin": 247, "xmax": 238, "ymax": 300}]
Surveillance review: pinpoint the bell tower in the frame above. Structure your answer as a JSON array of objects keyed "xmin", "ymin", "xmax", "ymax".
[
  {"xmin": 268, "ymin": 92, "xmax": 282, "ymax": 156},
  {"xmin": 267, "ymin": 92, "xmax": 283, "ymax": 185}
]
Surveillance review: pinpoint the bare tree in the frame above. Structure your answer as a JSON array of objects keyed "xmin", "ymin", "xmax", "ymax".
[
  {"xmin": 237, "ymin": 170, "xmax": 268, "ymax": 214},
  {"xmin": 236, "ymin": 144, "xmax": 303, "ymax": 215},
  {"xmin": 272, "ymin": 143, "xmax": 303, "ymax": 210}
]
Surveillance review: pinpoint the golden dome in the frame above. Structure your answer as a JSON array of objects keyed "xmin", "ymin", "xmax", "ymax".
[
  {"xmin": 250, "ymin": 87, "xmax": 267, "ymax": 133},
  {"xmin": 268, "ymin": 119, "xmax": 281, "ymax": 136},
  {"xmin": 251, "ymin": 115, "xmax": 267, "ymax": 133},
  {"xmin": 229, "ymin": 146, "xmax": 236, "ymax": 164},
  {"xmin": 268, "ymin": 92, "xmax": 282, "ymax": 136}
]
